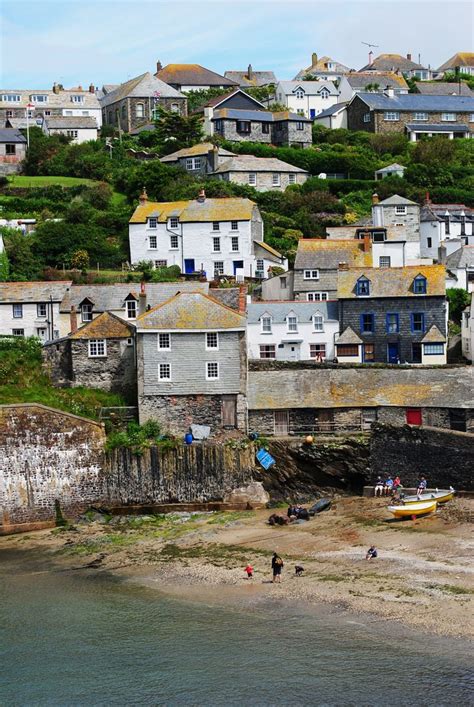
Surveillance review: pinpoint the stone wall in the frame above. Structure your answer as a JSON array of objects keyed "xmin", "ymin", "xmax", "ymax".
[
  {"xmin": 138, "ymin": 393, "xmax": 247, "ymax": 434},
  {"xmin": 370, "ymin": 423, "xmax": 474, "ymax": 489},
  {"xmin": 217, "ymin": 119, "xmax": 273, "ymax": 144}
]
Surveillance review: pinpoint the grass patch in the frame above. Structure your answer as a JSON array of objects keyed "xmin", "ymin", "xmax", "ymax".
[
  {"xmin": 352, "ymin": 515, "xmax": 386, "ymax": 528},
  {"xmin": 207, "ymin": 511, "xmax": 256, "ymax": 525},
  {"xmin": 440, "ymin": 584, "xmax": 474, "ymax": 595},
  {"xmin": 159, "ymin": 542, "xmax": 271, "ymax": 567},
  {"xmin": 6, "ymin": 175, "xmax": 98, "ymax": 188},
  {"xmin": 316, "ymin": 573, "xmax": 347, "ymax": 583}
]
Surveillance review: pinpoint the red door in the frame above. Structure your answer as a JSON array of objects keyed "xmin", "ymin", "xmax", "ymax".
[{"xmin": 406, "ymin": 408, "xmax": 422, "ymax": 425}]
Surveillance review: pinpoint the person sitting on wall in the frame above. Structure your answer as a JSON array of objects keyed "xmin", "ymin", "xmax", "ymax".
[{"xmin": 374, "ymin": 476, "xmax": 384, "ymax": 497}]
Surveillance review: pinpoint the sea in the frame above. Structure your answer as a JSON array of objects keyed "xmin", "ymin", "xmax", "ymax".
[{"xmin": 0, "ymin": 548, "xmax": 473, "ymax": 706}]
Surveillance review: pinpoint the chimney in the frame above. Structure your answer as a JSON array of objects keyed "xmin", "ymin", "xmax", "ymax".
[
  {"xmin": 139, "ymin": 282, "xmax": 147, "ymax": 316},
  {"xmin": 89, "ymin": 83, "xmax": 95, "ymax": 93},
  {"xmin": 156, "ymin": 60, "xmax": 162, "ymax": 73},
  {"xmin": 363, "ymin": 232, "xmax": 371, "ymax": 253},
  {"xmin": 424, "ymin": 191, "xmax": 431, "ymax": 204},
  {"xmin": 406, "ymin": 53, "xmax": 412, "ymax": 61},
  {"xmin": 208, "ymin": 145, "xmax": 219, "ymax": 172},
  {"xmin": 384, "ymin": 86, "xmax": 395, "ymax": 98},
  {"xmin": 139, "ymin": 186, "xmax": 148, "ymax": 205},
  {"xmin": 70, "ymin": 306, "xmax": 78, "ymax": 334},
  {"xmin": 52, "ymin": 82, "xmax": 60, "ymax": 94},
  {"xmin": 368, "ymin": 50, "xmax": 374, "ymax": 66},
  {"xmin": 238, "ymin": 284, "xmax": 247, "ymax": 313},
  {"xmin": 338, "ymin": 261, "xmax": 349, "ymax": 271},
  {"xmin": 372, "ymin": 193, "xmax": 379, "ymax": 205},
  {"xmin": 311, "ymin": 52, "xmax": 318, "ymax": 67},
  {"xmin": 247, "ymin": 64, "xmax": 253, "ymax": 80},
  {"xmin": 438, "ymin": 244, "xmax": 447, "ymax": 265},
  {"xmin": 197, "ymin": 188, "xmax": 206, "ymax": 203}
]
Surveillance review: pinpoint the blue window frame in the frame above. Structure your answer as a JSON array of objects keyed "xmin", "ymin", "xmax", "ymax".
[
  {"xmin": 356, "ymin": 277, "xmax": 370, "ymax": 296},
  {"xmin": 386, "ymin": 313, "xmax": 399, "ymax": 333},
  {"xmin": 360, "ymin": 313, "xmax": 374, "ymax": 333},
  {"xmin": 413, "ymin": 276, "xmax": 427, "ymax": 294},
  {"xmin": 411, "ymin": 312, "xmax": 425, "ymax": 333}
]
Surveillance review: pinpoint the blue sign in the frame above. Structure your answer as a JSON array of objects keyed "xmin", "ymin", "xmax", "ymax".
[{"xmin": 256, "ymin": 448, "xmax": 276, "ymax": 470}]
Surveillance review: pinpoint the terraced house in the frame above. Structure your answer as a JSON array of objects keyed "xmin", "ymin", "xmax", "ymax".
[{"xmin": 0, "ymin": 83, "xmax": 102, "ymax": 127}]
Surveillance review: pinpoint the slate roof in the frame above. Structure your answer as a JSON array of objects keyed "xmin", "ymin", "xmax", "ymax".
[
  {"xmin": 375, "ymin": 163, "xmax": 406, "ymax": 174},
  {"xmin": 130, "ymin": 197, "xmax": 256, "ymax": 224},
  {"xmin": 337, "ymin": 265, "xmax": 446, "ymax": 299},
  {"xmin": 277, "ymin": 80, "xmax": 339, "ymax": 96},
  {"xmin": 253, "ymin": 241, "xmax": 284, "ymax": 258},
  {"xmin": 378, "ymin": 194, "xmax": 418, "ymax": 206},
  {"xmin": 59, "ymin": 283, "xmax": 209, "ymax": 313},
  {"xmin": 406, "ymin": 123, "xmax": 470, "ymax": 133},
  {"xmin": 136, "ymin": 291, "xmax": 246, "ymax": 330},
  {"xmin": 0, "ymin": 128, "xmax": 26, "ymax": 143},
  {"xmin": 359, "ymin": 54, "xmax": 428, "ymax": 72},
  {"xmin": 354, "ymin": 92, "xmax": 474, "ymax": 111},
  {"xmin": 421, "ymin": 325, "xmax": 446, "ymax": 343},
  {"xmin": 44, "ymin": 116, "xmax": 98, "ymax": 129},
  {"xmin": 5, "ymin": 118, "xmax": 42, "ymax": 130},
  {"xmin": 160, "ymin": 143, "xmax": 235, "ymax": 162},
  {"xmin": 199, "ymin": 89, "xmax": 266, "ymax": 110},
  {"xmin": 420, "ymin": 203, "xmax": 474, "ymax": 222},
  {"xmin": 416, "ymin": 82, "xmax": 473, "ymax": 96},
  {"xmin": 336, "ymin": 326, "xmax": 363, "ymax": 345},
  {"xmin": 212, "ymin": 108, "xmax": 312, "ymax": 123},
  {"xmin": 0, "ymin": 87, "xmax": 101, "ymax": 111},
  {"xmin": 446, "ymin": 246, "xmax": 474, "ymax": 269},
  {"xmin": 248, "ymin": 367, "xmax": 474, "ymax": 410},
  {"xmin": 247, "ymin": 300, "xmax": 338, "ymax": 324},
  {"xmin": 344, "ymin": 71, "xmax": 408, "ymax": 90},
  {"xmin": 294, "ymin": 56, "xmax": 351, "ymax": 79},
  {"xmin": 70, "ymin": 311, "xmax": 135, "ymax": 340},
  {"xmin": 437, "ymin": 53, "xmax": 474, "ymax": 72},
  {"xmin": 295, "ymin": 239, "xmax": 372, "ymax": 270},
  {"xmin": 99, "ymin": 72, "xmax": 184, "ymax": 108},
  {"xmin": 314, "ymin": 102, "xmax": 348, "ymax": 119},
  {"xmin": 0, "ymin": 281, "xmax": 72, "ymax": 303},
  {"xmin": 212, "ymin": 155, "xmax": 308, "ymax": 174},
  {"xmin": 224, "ymin": 70, "xmax": 277, "ymax": 88},
  {"xmin": 156, "ymin": 64, "xmax": 237, "ymax": 88}
]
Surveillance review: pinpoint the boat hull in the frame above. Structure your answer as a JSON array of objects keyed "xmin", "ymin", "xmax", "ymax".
[
  {"xmin": 402, "ymin": 490, "xmax": 454, "ymax": 505},
  {"xmin": 388, "ymin": 500, "xmax": 437, "ymax": 518}
]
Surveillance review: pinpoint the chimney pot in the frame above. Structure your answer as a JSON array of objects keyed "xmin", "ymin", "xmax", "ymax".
[
  {"xmin": 247, "ymin": 64, "xmax": 253, "ymax": 80},
  {"xmin": 363, "ymin": 232, "xmax": 371, "ymax": 253},
  {"xmin": 312, "ymin": 52, "xmax": 318, "ymax": 67},
  {"xmin": 238, "ymin": 284, "xmax": 247, "ymax": 313},
  {"xmin": 89, "ymin": 83, "xmax": 95, "ymax": 93},
  {"xmin": 139, "ymin": 283, "xmax": 147, "ymax": 316},
  {"xmin": 338, "ymin": 261, "xmax": 349, "ymax": 271},
  {"xmin": 139, "ymin": 186, "xmax": 148, "ymax": 205},
  {"xmin": 372, "ymin": 193, "xmax": 379, "ymax": 205},
  {"xmin": 156, "ymin": 60, "xmax": 162, "ymax": 74},
  {"xmin": 197, "ymin": 188, "xmax": 206, "ymax": 203},
  {"xmin": 407, "ymin": 53, "xmax": 412, "ymax": 61},
  {"xmin": 70, "ymin": 305, "xmax": 78, "ymax": 334}
]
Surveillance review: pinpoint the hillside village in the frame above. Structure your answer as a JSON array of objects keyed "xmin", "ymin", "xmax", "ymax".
[{"xmin": 0, "ymin": 49, "xmax": 474, "ymax": 441}]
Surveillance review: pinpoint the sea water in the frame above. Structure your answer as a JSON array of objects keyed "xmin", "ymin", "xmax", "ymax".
[{"xmin": 0, "ymin": 548, "xmax": 473, "ymax": 706}]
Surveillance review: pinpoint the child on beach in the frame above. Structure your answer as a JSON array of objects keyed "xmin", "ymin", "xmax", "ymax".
[
  {"xmin": 366, "ymin": 546, "xmax": 378, "ymax": 560},
  {"xmin": 245, "ymin": 564, "xmax": 254, "ymax": 578}
]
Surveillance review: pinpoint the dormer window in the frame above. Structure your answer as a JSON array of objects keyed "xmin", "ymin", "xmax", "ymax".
[
  {"xmin": 261, "ymin": 315, "xmax": 272, "ymax": 333},
  {"xmin": 320, "ymin": 88, "xmax": 330, "ymax": 100},
  {"xmin": 125, "ymin": 296, "xmax": 137, "ymax": 319},
  {"xmin": 169, "ymin": 217, "xmax": 179, "ymax": 229},
  {"xmin": 71, "ymin": 95, "xmax": 84, "ymax": 103},
  {"xmin": 149, "ymin": 217, "xmax": 157, "ymax": 228},
  {"xmin": 31, "ymin": 94, "xmax": 48, "ymax": 103},
  {"xmin": 356, "ymin": 277, "xmax": 370, "ymax": 296},
  {"xmin": 313, "ymin": 313, "xmax": 324, "ymax": 332},
  {"xmin": 2, "ymin": 94, "xmax": 21, "ymax": 102},
  {"xmin": 413, "ymin": 275, "xmax": 427, "ymax": 294},
  {"xmin": 286, "ymin": 313, "xmax": 298, "ymax": 332},
  {"xmin": 295, "ymin": 88, "xmax": 305, "ymax": 99},
  {"xmin": 80, "ymin": 302, "xmax": 93, "ymax": 322}
]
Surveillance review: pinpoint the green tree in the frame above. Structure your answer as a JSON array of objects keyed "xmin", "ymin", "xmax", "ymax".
[
  {"xmin": 70, "ymin": 249, "xmax": 90, "ymax": 270},
  {"xmin": 2, "ymin": 228, "xmax": 41, "ymax": 280},
  {"xmin": 447, "ymin": 288, "xmax": 470, "ymax": 324},
  {"xmin": 154, "ymin": 109, "xmax": 204, "ymax": 152},
  {"xmin": 0, "ymin": 249, "xmax": 9, "ymax": 281},
  {"xmin": 411, "ymin": 137, "xmax": 456, "ymax": 166},
  {"xmin": 183, "ymin": 88, "xmax": 229, "ymax": 113}
]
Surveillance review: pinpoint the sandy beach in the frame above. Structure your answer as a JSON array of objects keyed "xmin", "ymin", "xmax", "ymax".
[{"xmin": 2, "ymin": 496, "xmax": 473, "ymax": 639}]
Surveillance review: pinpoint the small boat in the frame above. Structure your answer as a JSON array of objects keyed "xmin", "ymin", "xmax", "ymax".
[
  {"xmin": 388, "ymin": 500, "xmax": 437, "ymax": 518},
  {"xmin": 401, "ymin": 489, "xmax": 455, "ymax": 505},
  {"xmin": 309, "ymin": 498, "xmax": 332, "ymax": 515}
]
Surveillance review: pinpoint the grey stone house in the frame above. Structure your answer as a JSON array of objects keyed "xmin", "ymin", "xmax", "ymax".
[
  {"xmin": 359, "ymin": 53, "xmax": 432, "ymax": 80},
  {"xmin": 224, "ymin": 66, "xmax": 277, "ymax": 89},
  {"xmin": 42, "ymin": 311, "xmax": 137, "ymax": 403},
  {"xmin": 211, "ymin": 155, "xmax": 309, "ymax": 191},
  {"xmin": 155, "ymin": 63, "xmax": 237, "ymax": 92},
  {"xmin": 347, "ymin": 92, "xmax": 474, "ymax": 139},
  {"xmin": 160, "ymin": 142, "xmax": 236, "ymax": 175},
  {"xmin": 136, "ymin": 291, "xmax": 247, "ymax": 435},
  {"xmin": 0, "ymin": 128, "xmax": 27, "ymax": 174},
  {"xmin": 99, "ymin": 72, "xmax": 187, "ymax": 132},
  {"xmin": 212, "ymin": 108, "xmax": 312, "ymax": 147}
]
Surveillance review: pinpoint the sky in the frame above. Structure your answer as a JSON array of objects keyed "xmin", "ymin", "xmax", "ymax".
[{"xmin": 1, "ymin": 0, "xmax": 473, "ymax": 89}]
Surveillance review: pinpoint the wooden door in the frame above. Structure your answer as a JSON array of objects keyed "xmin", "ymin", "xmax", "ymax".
[
  {"xmin": 406, "ymin": 408, "xmax": 422, "ymax": 425},
  {"xmin": 274, "ymin": 410, "xmax": 289, "ymax": 436},
  {"xmin": 222, "ymin": 395, "xmax": 237, "ymax": 428}
]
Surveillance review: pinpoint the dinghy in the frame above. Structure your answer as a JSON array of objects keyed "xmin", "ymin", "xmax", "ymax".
[
  {"xmin": 309, "ymin": 498, "xmax": 332, "ymax": 515},
  {"xmin": 388, "ymin": 500, "xmax": 437, "ymax": 518},
  {"xmin": 401, "ymin": 489, "xmax": 455, "ymax": 505}
]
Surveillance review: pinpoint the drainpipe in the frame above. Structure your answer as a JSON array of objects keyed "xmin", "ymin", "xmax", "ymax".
[{"xmin": 49, "ymin": 295, "xmax": 54, "ymax": 341}]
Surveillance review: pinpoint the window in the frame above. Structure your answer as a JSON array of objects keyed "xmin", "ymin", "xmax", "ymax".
[
  {"xmin": 424, "ymin": 343, "xmax": 444, "ymax": 355},
  {"xmin": 81, "ymin": 304, "xmax": 93, "ymax": 322},
  {"xmin": 170, "ymin": 235, "xmax": 179, "ymax": 249},
  {"xmin": 231, "ymin": 236, "xmax": 239, "ymax": 252},
  {"xmin": 470, "ymin": 114, "xmax": 474, "ymax": 122},
  {"xmin": 6, "ymin": 110, "xmax": 12, "ymax": 117},
  {"xmin": 363, "ymin": 113, "xmax": 371, "ymax": 123},
  {"xmin": 256, "ymin": 259, "xmax": 265, "ymax": 274},
  {"xmin": 88, "ymin": 339, "xmax": 106, "ymax": 357},
  {"xmin": 281, "ymin": 277, "xmax": 287, "ymax": 289},
  {"xmin": 395, "ymin": 205, "xmax": 407, "ymax": 215},
  {"xmin": 214, "ymin": 119, "xmax": 223, "ymax": 132},
  {"xmin": 214, "ymin": 261, "xmax": 224, "ymax": 276},
  {"xmin": 37, "ymin": 303, "xmax": 47, "ymax": 318},
  {"xmin": 2, "ymin": 94, "xmax": 21, "ymax": 102},
  {"xmin": 320, "ymin": 89, "xmax": 329, "ymax": 100},
  {"xmin": 185, "ymin": 157, "xmax": 201, "ymax": 170},
  {"xmin": 231, "ymin": 221, "xmax": 238, "ymax": 231},
  {"xmin": 126, "ymin": 338, "xmax": 134, "ymax": 346},
  {"xmin": 296, "ymin": 121, "xmax": 304, "ymax": 130},
  {"xmin": 66, "ymin": 130, "xmax": 78, "ymax": 138},
  {"xmin": 135, "ymin": 103, "xmax": 145, "ymax": 118},
  {"xmin": 126, "ymin": 300, "xmax": 137, "ymax": 319},
  {"xmin": 12, "ymin": 304, "xmax": 23, "ymax": 318},
  {"xmin": 65, "ymin": 110, "xmax": 73, "ymax": 115},
  {"xmin": 159, "ymin": 363, "xmax": 171, "ymax": 380},
  {"xmin": 44, "ymin": 111, "xmax": 51, "ymax": 116},
  {"xmin": 212, "ymin": 237, "xmax": 221, "ymax": 252},
  {"xmin": 288, "ymin": 173, "xmax": 296, "ymax": 184},
  {"xmin": 236, "ymin": 120, "xmax": 251, "ymax": 133},
  {"xmin": 262, "ymin": 123, "xmax": 270, "ymax": 134},
  {"xmin": 372, "ymin": 231, "xmax": 386, "ymax": 243},
  {"xmin": 149, "ymin": 235, "xmax": 157, "ymax": 249},
  {"xmin": 337, "ymin": 344, "xmax": 359, "ymax": 356},
  {"xmin": 206, "ymin": 362, "xmax": 219, "ymax": 379},
  {"xmin": 379, "ymin": 256, "xmax": 391, "ymax": 268},
  {"xmin": 260, "ymin": 345, "xmax": 276, "ymax": 359},
  {"xmin": 155, "ymin": 260, "xmax": 167, "ymax": 268},
  {"xmin": 121, "ymin": 105, "xmax": 126, "ymax": 119},
  {"xmin": 287, "ymin": 315, "xmax": 298, "ymax": 332},
  {"xmin": 272, "ymin": 174, "xmax": 281, "ymax": 186},
  {"xmin": 427, "ymin": 237, "xmax": 432, "ymax": 249},
  {"xmin": 185, "ymin": 158, "xmax": 193, "ymax": 170},
  {"xmin": 363, "ymin": 343, "xmax": 375, "ymax": 362},
  {"xmin": 356, "ymin": 278, "xmax": 370, "ymax": 296},
  {"xmin": 297, "ymin": 109, "xmax": 305, "ymax": 116},
  {"xmin": 212, "ymin": 221, "xmax": 220, "ymax": 231},
  {"xmin": 82, "ymin": 111, "xmax": 89, "ymax": 116},
  {"xmin": 307, "ymin": 292, "xmax": 328, "ymax": 301},
  {"xmin": 313, "ymin": 314, "xmax": 324, "ymax": 332},
  {"xmin": 386, "ymin": 313, "xmax": 399, "ymax": 333},
  {"xmin": 6, "ymin": 144, "xmax": 16, "ymax": 155},
  {"xmin": 310, "ymin": 343, "xmax": 326, "ymax": 359},
  {"xmin": 206, "ymin": 332, "xmax": 219, "ymax": 350},
  {"xmin": 360, "ymin": 313, "xmax": 374, "ymax": 333},
  {"xmin": 295, "ymin": 89, "xmax": 305, "ymax": 99},
  {"xmin": 413, "ymin": 276, "xmax": 427, "ymax": 294},
  {"xmin": 441, "ymin": 113, "xmax": 456, "ymax": 121},
  {"xmin": 149, "ymin": 217, "xmax": 157, "ymax": 228},
  {"xmin": 71, "ymin": 95, "xmax": 84, "ymax": 103},
  {"xmin": 413, "ymin": 112, "xmax": 428, "ymax": 121},
  {"xmin": 194, "ymin": 157, "xmax": 201, "ymax": 169},
  {"xmin": 304, "ymin": 269, "xmax": 319, "ymax": 280},
  {"xmin": 158, "ymin": 333, "xmax": 171, "ymax": 350},
  {"xmin": 261, "ymin": 316, "xmax": 272, "ymax": 333},
  {"xmin": 248, "ymin": 173, "xmax": 257, "ymax": 186},
  {"xmin": 169, "ymin": 217, "xmax": 179, "ymax": 229},
  {"xmin": 383, "ymin": 111, "xmax": 400, "ymax": 121},
  {"xmin": 411, "ymin": 313, "xmax": 425, "ymax": 333},
  {"xmin": 12, "ymin": 328, "xmax": 24, "ymax": 336}
]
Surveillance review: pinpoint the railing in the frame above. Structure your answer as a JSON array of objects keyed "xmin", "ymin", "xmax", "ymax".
[
  {"xmin": 98, "ymin": 407, "xmax": 138, "ymax": 424},
  {"xmin": 289, "ymin": 422, "xmax": 369, "ymax": 435}
]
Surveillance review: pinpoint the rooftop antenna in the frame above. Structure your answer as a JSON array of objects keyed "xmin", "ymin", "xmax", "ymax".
[{"xmin": 362, "ymin": 41, "xmax": 379, "ymax": 67}]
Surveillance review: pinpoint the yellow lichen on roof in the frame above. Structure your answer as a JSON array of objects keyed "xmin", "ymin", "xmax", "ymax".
[
  {"xmin": 298, "ymin": 239, "xmax": 372, "ymax": 266},
  {"xmin": 130, "ymin": 197, "xmax": 255, "ymax": 224},
  {"xmin": 254, "ymin": 240, "xmax": 283, "ymax": 258},
  {"xmin": 137, "ymin": 291, "xmax": 245, "ymax": 330},
  {"xmin": 70, "ymin": 311, "xmax": 134, "ymax": 339},
  {"xmin": 337, "ymin": 265, "xmax": 446, "ymax": 299}
]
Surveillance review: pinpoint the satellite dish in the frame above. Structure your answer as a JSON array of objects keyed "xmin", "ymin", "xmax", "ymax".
[{"xmin": 318, "ymin": 172, "xmax": 327, "ymax": 179}]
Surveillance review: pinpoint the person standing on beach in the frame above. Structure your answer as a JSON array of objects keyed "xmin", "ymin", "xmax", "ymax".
[
  {"xmin": 272, "ymin": 552, "xmax": 284, "ymax": 583},
  {"xmin": 245, "ymin": 563, "xmax": 254, "ymax": 579}
]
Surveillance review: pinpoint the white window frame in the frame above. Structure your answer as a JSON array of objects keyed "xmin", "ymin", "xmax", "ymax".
[
  {"xmin": 306, "ymin": 292, "xmax": 328, "ymax": 301},
  {"xmin": 259, "ymin": 344, "xmax": 276, "ymax": 359},
  {"xmin": 212, "ymin": 236, "xmax": 221, "ymax": 252},
  {"xmin": 37, "ymin": 303, "xmax": 47, "ymax": 318},
  {"xmin": 66, "ymin": 130, "xmax": 78, "ymax": 138},
  {"xmin": 206, "ymin": 361, "xmax": 219, "ymax": 380},
  {"xmin": 441, "ymin": 113, "xmax": 456, "ymax": 122},
  {"xmin": 313, "ymin": 314, "xmax": 324, "ymax": 332},
  {"xmin": 206, "ymin": 332, "xmax": 219, "ymax": 350},
  {"xmin": 212, "ymin": 221, "xmax": 220, "ymax": 231},
  {"xmin": 304, "ymin": 269, "xmax": 319, "ymax": 280},
  {"xmin": 413, "ymin": 112, "xmax": 428, "ymax": 121},
  {"xmin": 248, "ymin": 173, "xmax": 257, "ymax": 186},
  {"xmin": 158, "ymin": 362, "xmax": 172, "ymax": 381},
  {"xmin": 71, "ymin": 95, "xmax": 84, "ymax": 103},
  {"xmin": 31, "ymin": 94, "xmax": 48, "ymax": 103},
  {"xmin": 81, "ymin": 304, "xmax": 93, "ymax": 322},
  {"xmin": 155, "ymin": 260, "xmax": 167, "ymax": 268},
  {"xmin": 287, "ymin": 315, "xmax": 298, "ymax": 333},
  {"xmin": 158, "ymin": 333, "xmax": 171, "ymax": 350},
  {"xmin": 214, "ymin": 261, "xmax": 224, "ymax": 277},
  {"xmin": 169, "ymin": 217, "xmax": 179, "ymax": 229},
  {"xmin": 12, "ymin": 303, "xmax": 23, "ymax": 319},
  {"xmin": 231, "ymin": 236, "xmax": 239, "ymax": 252},
  {"xmin": 379, "ymin": 256, "xmax": 391, "ymax": 268},
  {"xmin": 170, "ymin": 234, "xmax": 179, "ymax": 249},
  {"xmin": 363, "ymin": 113, "xmax": 371, "ymax": 123},
  {"xmin": 3, "ymin": 94, "xmax": 21, "ymax": 102},
  {"xmin": 231, "ymin": 221, "xmax": 239, "ymax": 231},
  {"xmin": 395, "ymin": 205, "xmax": 407, "ymax": 215},
  {"xmin": 320, "ymin": 89, "xmax": 329, "ymax": 100},
  {"xmin": 12, "ymin": 328, "xmax": 24, "ymax": 336},
  {"xmin": 261, "ymin": 315, "xmax": 272, "ymax": 333},
  {"xmin": 126, "ymin": 337, "xmax": 134, "ymax": 346},
  {"xmin": 295, "ymin": 89, "xmax": 305, "ymax": 99},
  {"xmin": 310, "ymin": 343, "xmax": 326, "ymax": 359},
  {"xmin": 256, "ymin": 259, "xmax": 265, "ymax": 274},
  {"xmin": 383, "ymin": 111, "xmax": 400, "ymax": 121},
  {"xmin": 149, "ymin": 235, "xmax": 157, "ymax": 249},
  {"xmin": 470, "ymin": 114, "xmax": 474, "ymax": 123},
  {"xmin": 288, "ymin": 173, "xmax": 296, "ymax": 184},
  {"xmin": 135, "ymin": 103, "xmax": 145, "ymax": 118},
  {"xmin": 148, "ymin": 217, "xmax": 157, "ymax": 228},
  {"xmin": 126, "ymin": 300, "xmax": 137, "ymax": 319},
  {"xmin": 88, "ymin": 339, "xmax": 107, "ymax": 358},
  {"xmin": 272, "ymin": 174, "xmax": 281, "ymax": 186}
]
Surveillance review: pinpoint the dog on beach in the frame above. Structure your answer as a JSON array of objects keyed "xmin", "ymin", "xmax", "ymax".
[{"xmin": 295, "ymin": 565, "xmax": 304, "ymax": 576}]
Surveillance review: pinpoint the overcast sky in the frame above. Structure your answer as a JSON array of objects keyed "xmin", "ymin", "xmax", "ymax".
[{"xmin": 1, "ymin": 0, "xmax": 473, "ymax": 88}]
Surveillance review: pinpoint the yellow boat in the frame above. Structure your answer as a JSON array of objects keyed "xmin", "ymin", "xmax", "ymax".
[
  {"xmin": 401, "ymin": 490, "xmax": 455, "ymax": 505},
  {"xmin": 388, "ymin": 500, "xmax": 437, "ymax": 518}
]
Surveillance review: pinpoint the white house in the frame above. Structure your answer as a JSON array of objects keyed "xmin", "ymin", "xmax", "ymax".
[
  {"xmin": 0, "ymin": 84, "xmax": 102, "ymax": 128},
  {"xmin": 247, "ymin": 301, "xmax": 339, "ymax": 361},
  {"xmin": 461, "ymin": 296, "xmax": 473, "ymax": 361},
  {"xmin": 0, "ymin": 281, "xmax": 72, "ymax": 340},
  {"xmin": 129, "ymin": 189, "xmax": 287, "ymax": 279},
  {"xmin": 337, "ymin": 72, "xmax": 409, "ymax": 102},
  {"xmin": 313, "ymin": 103, "xmax": 348, "ymax": 129},
  {"xmin": 275, "ymin": 81, "xmax": 339, "ymax": 119},
  {"xmin": 445, "ymin": 246, "xmax": 474, "ymax": 292},
  {"xmin": 43, "ymin": 116, "xmax": 98, "ymax": 144},
  {"xmin": 374, "ymin": 163, "xmax": 406, "ymax": 180},
  {"xmin": 420, "ymin": 201, "xmax": 474, "ymax": 260}
]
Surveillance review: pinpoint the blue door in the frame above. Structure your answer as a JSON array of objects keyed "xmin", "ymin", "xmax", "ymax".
[
  {"xmin": 184, "ymin": 259, "xmax": 195, "ymax": 274},
  {"xmin": 310, "ymin": 109, "xmax": 316, "ymax": 119},
  {"xmin": 233, "ymin": 260, "xmax": 244, "ymax": 276},
  {"xmin": 387, "ymin": 342, "xmax": 399, "ymax": 363}
]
